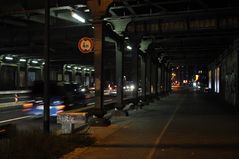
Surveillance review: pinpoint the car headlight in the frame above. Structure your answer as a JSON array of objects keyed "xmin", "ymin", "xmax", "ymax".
[
  {"xmin": 80, "ymin": 88, "xmax": 86, "ymax": 92},
  {"xmin": 130, "ymin": 85, "xmax": 135, "ymax": 90}
]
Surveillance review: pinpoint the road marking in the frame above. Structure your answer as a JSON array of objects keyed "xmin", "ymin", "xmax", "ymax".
[
  {"xmin": 147, "ymin": 104, "xmax": 181, "ymax": 159},
  {"xmin": 0, "ymin": 116, "xmax": 32, "ymax": 124}
]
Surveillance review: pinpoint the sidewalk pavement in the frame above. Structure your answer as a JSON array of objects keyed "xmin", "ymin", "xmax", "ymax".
[{"xmin": 60, "ymin": 108, "xmax": 141, "ymax": 159}]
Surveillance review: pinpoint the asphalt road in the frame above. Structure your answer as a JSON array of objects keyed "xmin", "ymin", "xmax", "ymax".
[
  {"xmin": 64, "ymin": 87, "xmax": 239, "ymax": 159},
  {"xmin": 0, "ymin": 94, "xmax": 133, "ymax": 131}
]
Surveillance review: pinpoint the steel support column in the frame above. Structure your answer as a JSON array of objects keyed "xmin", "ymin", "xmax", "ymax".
[
  {"xmin": 140, "ymin": 55, "xmax": 146, "ymax": 101},
  {"xmin": 92, "ymin": 21, "xmax": 104, "ymax": 111},
  {"xmin": 157, "ymin": 64, "xmax": 162, "ymax": 97},
  {"xmin": 115, "ymin": 42, "xmax": 124, "ymax": 108},
  {"xmin": 144, "ymin": 52, "xmax": 152, "ymax": 103},
  {"xmin": 16, "ymin": 63, "xmax": 20, "ymax": 89},
  {"xmin": 87, "ymin": 0, "xmax": 112, "ymax": 113},
  {"xmin": 0, "ymin": 63, "xmax": 2, "ymax": 89},
  {"xmin": 132, "ymin": 43, "xmax": 139, "ymax": 104},
  {"xmin": 43, "ymin": 0, "xmax": 50, "ymax": 133},
  {"xmin": 154, "ymin": 61, "xmax": 160, "ymax": 99},
  {"xmin": 151, "ymin": 61, "xmax": 157, "ymax": 97}
]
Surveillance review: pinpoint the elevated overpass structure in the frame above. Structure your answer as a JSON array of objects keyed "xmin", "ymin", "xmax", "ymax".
[{"xmin": 0, "ymin": 0, "xmax": 239, "ymax": 131}]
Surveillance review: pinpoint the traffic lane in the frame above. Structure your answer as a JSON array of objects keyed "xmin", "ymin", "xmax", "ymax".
[
  {"xmin": 0, "ymin": 108, "xmax": 30, "ymax": 124},
  {"xmin": 65, "ymin": 93, "xmax": 184, "ymax": 159},
  {"xmin": 0, "ymin": 93, "xmax": 135, "ymax": 132},
  {"xmin": 152, "ymin": 90, "xmax": 239, "ymax": 159},
  {"xmin": 0, "ymin": 95, "xmax": 115, "ymax": 131}
]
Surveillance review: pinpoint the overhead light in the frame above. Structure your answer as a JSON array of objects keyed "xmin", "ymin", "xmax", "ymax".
[
  {"xmin": 19, "ymin": 58, "xmax": 26, "ymax": 62},
  {"xmin": 84, "ymin": 9, "xmax": 90, "ymax": 12},
  {"xmin": 71, "ymin": 11, "xmax": 86, "ymax": 23},
  {"xmin": 67, "ymin": 65, "xmax": 71, "ymax": 69},
  {"xmin": 127, "ymin": 45, "xmax": 132, "ymax": 50},
  {"xmin": 124, "ymin": 36, "xmax": 129, "ymax": 40},
  {"xmin": 92, "ymin": 26, "xmax": 95, "ymax": 29},
  {"xmin": 75, "ymin": 4, "xmax": 87, "ymax": 8},
  {"xmin": 32, "ymin": 60, "xmax": 38, "ymax": 64},
  {"xmin": 42, "ymin": 62, "xmax": 45, "ymax": 65},
  {"xmin": 5, "ymin": 56, "xmax": 13, "ymax": 60}
]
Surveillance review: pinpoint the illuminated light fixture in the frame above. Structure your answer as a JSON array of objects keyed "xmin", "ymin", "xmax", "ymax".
[
  {"xmin": 76, "ymin": 4, "xmax": 87, "ymax": 8},
  {"xmin": 92, "ymin": 69, "xmax": 95, "ymax": 71},
  {"xmin": 92, "ymin": 26, "xmax": 95, "ymax": 29},
  {"xmin": 5, "ymin": 56, "xmax": 13, "ymax": 60},
  {"xmin": 124, "ymin": 36, "xmax": 129, "ymax": 40},
  {"xmin": 19, "ymin": 58, "xmax": 26, "ymax": 62},
  {"xmin": 71, "ymin": 11, "xmax": 86, "ymax": 23},
  {"xmin": 83, "ymin": 68, "xmax": 87, "ymax": 71},
  {"xmin": 84, "ymin": 9, "xmax": 90, "ymax": 12},
  {"xmin": 67, "ymin": 65, "xmax": 71, "ymax": 69},
  {"xmin": 78, "ymin": 67, "xmax": 81, "ymax": 70},
  {"xmin": 126, "ymin": 45, "xmax": 132, "ymax": 50},
  {"xmin": 195, "ymin": 74, "xmax": 199, "ymax": 81},
  {"xmin": 42, "ymin": 62, "xmax": 45, "ymax": 65},
  {"xmin": 32, "ymin": 60, "xmax": 38, "ymax": 64},
  {"xmin": 74, "ymin": 66, "xmax": 78, "ymax": 69}
]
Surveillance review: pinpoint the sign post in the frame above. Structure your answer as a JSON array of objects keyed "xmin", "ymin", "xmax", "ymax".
[{"xmin": 78, "ymin": 37, "xmax": 94, "ymax": 53}]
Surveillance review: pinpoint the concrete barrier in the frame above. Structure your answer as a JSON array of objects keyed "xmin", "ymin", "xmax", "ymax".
[{"xmin": 57, "ymin": 112, "xmax": 89, "ymax": 134}]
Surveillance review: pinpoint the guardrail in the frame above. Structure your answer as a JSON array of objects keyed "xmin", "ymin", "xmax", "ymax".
[{"xmin": 0, "ymin": 90, "xmax": 31, "ymax": 95}]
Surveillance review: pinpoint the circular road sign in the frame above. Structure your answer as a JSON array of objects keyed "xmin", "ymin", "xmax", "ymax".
[{"xmin": 78, "ymin": 37, "xmax": 94, "ymax": 53}]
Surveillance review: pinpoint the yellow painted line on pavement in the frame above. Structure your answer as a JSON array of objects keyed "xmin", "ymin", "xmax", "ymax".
[{"xmin": 147, "ymin": 104, "xmax": 181, "ymax": 159}]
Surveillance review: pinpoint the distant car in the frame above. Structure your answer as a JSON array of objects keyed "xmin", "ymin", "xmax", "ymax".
[
  {"xmin": 23, "ymin": 97, "xmax": 66, "ymax": 117},
  {"xmin": 104, "ymin": 83, "xmax": 117, "ymax": 96}
]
